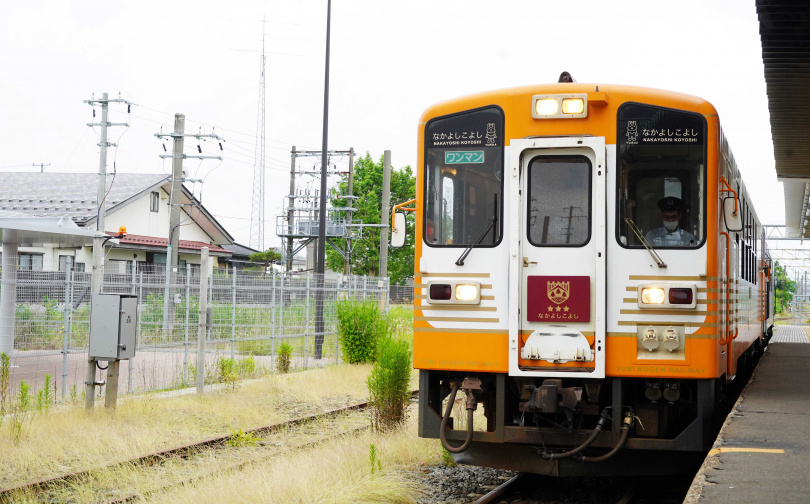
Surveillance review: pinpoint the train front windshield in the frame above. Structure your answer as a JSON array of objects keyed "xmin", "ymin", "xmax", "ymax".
[
  {"xmin": 617, "ymin": 103, "xmax": 707, "ymax": 249},
  {"xmin": 423, "ymin": 106, "xmax": 504, "ymax": 247}
]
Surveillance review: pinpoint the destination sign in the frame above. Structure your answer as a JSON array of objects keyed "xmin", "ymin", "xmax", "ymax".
[{"xmin": 445, "ymin": 150, "xmax": 484, "ymax": 164}]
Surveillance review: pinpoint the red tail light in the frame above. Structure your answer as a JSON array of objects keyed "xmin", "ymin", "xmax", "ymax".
[
  {"xmin": 429, "ymin": 284, "xmax": 452, "ymax": 300},
  {"xmin": 669, "ymin": 288, "xmax": 693, "ymax": 304}
]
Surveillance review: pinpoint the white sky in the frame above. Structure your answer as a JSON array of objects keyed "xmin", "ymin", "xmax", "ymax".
[{"xmin": 0, "ymin": 0, "xmax": 784, "ymax": 249}]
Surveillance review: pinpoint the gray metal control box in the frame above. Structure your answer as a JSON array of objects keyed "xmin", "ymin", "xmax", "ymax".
[{"xmin": 89, "ymin": 294, "xmax": 137, "ymax": 360}]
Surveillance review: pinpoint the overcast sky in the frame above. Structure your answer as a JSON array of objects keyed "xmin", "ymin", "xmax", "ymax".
[{"xmin": 0, "ymin": 0, "xmax": 782, "ymax": 249}]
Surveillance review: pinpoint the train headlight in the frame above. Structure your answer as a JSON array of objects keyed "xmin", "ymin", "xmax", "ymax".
[
  {"xmin": 637, "ymin": 283, "xmax": 697, "ymax": 309},
  {"xmin": 531, "ymin": 94, "xmax": 588, "ymax": 119},
  {"xmin": 455, "ymin": 284, "xmax": 479, "ymax": 302},
  {"xmin": 640, "ymin": 287, "xmax": 666, "ymax": 304},
  {"xmin": 426, "ymin": 281, "xmax": 481, "ymax": 305},
  {"xmin": 535, "ymin": 98, "xmax": 559, "ymax": 116},
  {"xmin": 561, "ymin": 98, "xmax": 585, "ymax": 115}
]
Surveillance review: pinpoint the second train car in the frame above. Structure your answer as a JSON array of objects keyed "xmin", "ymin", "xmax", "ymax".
[{"xmin": 391, "ymin": 73, "xmax": 774, "ymax": 476}]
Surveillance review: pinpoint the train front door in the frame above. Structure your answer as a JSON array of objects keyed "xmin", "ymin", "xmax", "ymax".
[{"xmin": 508, "ymin": 137, "xmax": 606, "ymax": 378}]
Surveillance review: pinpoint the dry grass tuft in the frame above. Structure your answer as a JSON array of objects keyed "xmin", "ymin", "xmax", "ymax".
[
  {"xmin": 0, "ymin": 363, "xmax": 380, "ymax": 488},
  {"xmin": 146, "ymin": 413, "xmax": 442, "ymax": 504}
]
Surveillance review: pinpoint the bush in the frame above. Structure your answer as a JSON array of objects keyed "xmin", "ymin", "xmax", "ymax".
[
  {"xmin": 336, "ymin": 298, "xmax": 388, "ymax": 364},
  {"xmin": 367, "ymin": 335, "xmax": 412, "ymax": 431},
  {"xmin": 276, "ymin": 342, "xmax": 292, "ymax": 373}
]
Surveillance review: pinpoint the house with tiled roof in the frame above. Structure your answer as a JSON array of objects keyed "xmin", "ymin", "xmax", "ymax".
[{"xmin": 0, "ymin": 172, "xmax": 233, "ymax": 272}]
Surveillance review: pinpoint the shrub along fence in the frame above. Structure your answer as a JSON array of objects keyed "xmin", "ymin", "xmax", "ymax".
[{"xmin": 0, "ymin": 260, "xmax": 389, "ymax": 402}]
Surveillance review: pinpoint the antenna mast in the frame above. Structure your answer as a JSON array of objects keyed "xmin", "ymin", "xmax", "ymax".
[{"xmin": 250, "ymin": 20, "xmax": 267, "ymax": 250}]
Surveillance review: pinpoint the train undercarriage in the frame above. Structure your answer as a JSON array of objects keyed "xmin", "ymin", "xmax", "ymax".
[{"xmin": 418, "ymin": 338, "xmax": 766, "ymax": 476}]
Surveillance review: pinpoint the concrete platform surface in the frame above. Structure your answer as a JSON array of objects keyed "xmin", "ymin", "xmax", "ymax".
[{"xmin": 686, "ymin": 340, "xmax": 810, "ymax": 503}]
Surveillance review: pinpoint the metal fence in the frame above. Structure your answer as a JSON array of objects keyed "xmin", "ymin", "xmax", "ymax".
[{"xmin": 0, "ymin": 259, "xmax": 390, "ymax": 402}]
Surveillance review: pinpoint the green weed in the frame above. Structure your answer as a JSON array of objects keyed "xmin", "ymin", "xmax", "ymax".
[
  {"xmin": 1, "ymin": 352, "xmax": 10, "ymax": 413},
  {"xmin": 276, "ymin": 342, "xmax": 292, "ymax": 373},
  {"xmin": 367, "ymin": 335, "xmax": 412, "ymax": 431},
  {"xmin": 369, "ymin": 443, "xmax": 383, "ymax": 474},
  {"xmin": 226, "ymin": 428, "xmax": 260, "ymax": 447},
  {"xmin": 336, "ymin": 298, "xmax": 389, "ymax": 364}
]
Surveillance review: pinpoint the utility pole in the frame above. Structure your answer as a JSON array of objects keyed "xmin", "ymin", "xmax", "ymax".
[
  {"xmin": 32, "ymin": 162, "xmax": 50, "ymax": 173},
  {"xmin": 343, "ymin": 147, "xmax": 355, "ymax": 275},
  {"xmin": 379, "ymin": 150, "xmax": 391, "ymax": 278},
  {"xmin": 315, "ymin": 0, "xmax": 333, "ymax": 360},
  {"xmin": 286, "ymin": 146, "xmax": 297, "ymax": 272},
  {"xmin": 83, "ymin": 92, "xmax": 131, "ymax": 410},
  {"xmin": 155, "ymin": 116, "xmax": 222, "ymax": 336}
]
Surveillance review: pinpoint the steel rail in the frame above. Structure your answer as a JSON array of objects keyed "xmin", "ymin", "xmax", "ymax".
[
  {"xmin": 469, "ymin": 473, "xmax": 524, "ymax": 504},
  {"xmin": 101, "ymin": 424, "xmax": 373, "ymax": 504}
]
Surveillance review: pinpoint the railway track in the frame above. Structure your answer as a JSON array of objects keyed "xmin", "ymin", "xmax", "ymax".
[{"xmin": 0, "ymin": 394, "xmax": 413, "ymax": 503}]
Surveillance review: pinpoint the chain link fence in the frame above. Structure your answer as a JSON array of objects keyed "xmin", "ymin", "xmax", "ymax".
[{"xmin": 0, "ymin": 258, "xmax": 390, "ymax": 402}]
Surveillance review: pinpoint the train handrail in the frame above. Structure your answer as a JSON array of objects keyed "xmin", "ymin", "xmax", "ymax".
[
  {"xmin": 719, "ymin": 231, "xmax": 736, "ymax": 346},
  {"xmin": 391, "ymin": 199, "xmax": 417, "ymax": 231},
  {"xmin": 719, "ymin": 177, "xmax": 739, "ymax": 215}
]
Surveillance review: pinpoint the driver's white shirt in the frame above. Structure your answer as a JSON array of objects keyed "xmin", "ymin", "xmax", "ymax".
[{"xmin": 645, "ymin": 227, "xmax": 697, "ymax": 246}]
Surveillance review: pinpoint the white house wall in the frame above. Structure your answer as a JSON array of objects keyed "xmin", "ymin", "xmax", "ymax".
[
  {"xmin": 108, "ymin": 188, "xmax": 212, "ymax": 244},
  {"xmin": 15, "ymin": 188, "xmax": 222, "ymax": 270}
]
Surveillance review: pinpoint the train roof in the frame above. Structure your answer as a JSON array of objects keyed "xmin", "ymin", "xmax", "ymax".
[{"xmin": 419, "ymin": 82, "xmax": 718, "ymax": 125}]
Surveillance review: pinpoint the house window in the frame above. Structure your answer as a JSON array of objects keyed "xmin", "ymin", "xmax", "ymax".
[
  {"xmin": 150, "ymin": 191, "xmax": 160, "ymax": 212},
  {"xmin": 58, "ymin": 255, "xmax": 75, "ymax": 272},
  {"xmin": 20, "ymin": 253, "xmax": 44, "ymax": 271}
]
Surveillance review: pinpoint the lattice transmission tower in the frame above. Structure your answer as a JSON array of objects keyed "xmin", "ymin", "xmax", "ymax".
[{"xmin": 249, "ymin": 30, "xmax": 267, "ymax": 251}]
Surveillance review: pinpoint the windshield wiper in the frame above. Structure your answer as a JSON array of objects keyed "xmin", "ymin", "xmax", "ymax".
[
  {"xmin": 625, "ymin": 218, "xmax": 667, "ymax": 268},
  {"xmin": 456, "ymin": 195, "xmax": 499, "ymax": 266}
]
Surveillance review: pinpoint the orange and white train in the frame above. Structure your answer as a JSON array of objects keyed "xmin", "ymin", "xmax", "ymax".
[{"xmin": 391, "ymin": 73, "xmax": 774, "ymax": 475}]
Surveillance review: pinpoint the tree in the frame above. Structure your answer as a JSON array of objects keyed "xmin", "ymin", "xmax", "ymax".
[
  {"xmin": 325, "ymin": 152, "xmax": 415, "ymax": 284},
  {"xmin": 249, "ymin": 249, "xmax": 282, "ymax": 273},
  {"xmin": 774, "ymin": 261, "xmax": 796, "ymax": 314},
  {"xmin": 774, "ymin": 261, "xmax": 796, "ymax": 313}
]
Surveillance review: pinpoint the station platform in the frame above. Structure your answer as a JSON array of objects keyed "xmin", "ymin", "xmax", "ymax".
[{"xmin": 686, "ymin": 326, "xmax": 810, "ymax": 503}]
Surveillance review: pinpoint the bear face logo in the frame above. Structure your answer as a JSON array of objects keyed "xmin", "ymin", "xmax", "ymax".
[
  {"xmin": 485, "ymin": 123, "xmax": 497, "ymax": 146},
  {"xmin": 626, "ymin": 120, "xmax": 638, "ymax": 144}
]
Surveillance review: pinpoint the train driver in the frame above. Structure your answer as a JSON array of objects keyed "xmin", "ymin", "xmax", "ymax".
[{"xmin": 645, "ymin": 196, "xmax": 697, "ymax": 247}]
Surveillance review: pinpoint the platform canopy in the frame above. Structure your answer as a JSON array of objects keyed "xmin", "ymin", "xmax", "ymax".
[
  {"xmin": 0, "ymin": 216, "xmax": 97, "ymax": 248},
  {"xmin": 757, "ymin": 1, "xmax": 810, "ymax": 238}
]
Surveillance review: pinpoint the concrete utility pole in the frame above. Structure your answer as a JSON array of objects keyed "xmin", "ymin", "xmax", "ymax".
[
  {"xmin": 197, "ymin": 247, "xmax": 209, "ymax": 393},
  {"xmin": 379, "ymin": 150, "xmax": 391, "ymax": 278},
  {"xmin": 286, "ymin": 146, "xmax": 297, "ymax": 272},
  {"xmin": 32, "ymin": 162, "xmax": 50, "ymax": 173},
  {"xmin": 155, "ymin": 115, "xmax": 222, "ymax": 336},
  {"xmin": 83, "ymin": 92, "xmax": 130, "ymax": 410},
  {"xmin": 314, "ymin": 0, "xmax": 333, "ymax": 360},
  {"xmin": 344, "ymin": 147, "xmax": 355, "ymax": 275}
]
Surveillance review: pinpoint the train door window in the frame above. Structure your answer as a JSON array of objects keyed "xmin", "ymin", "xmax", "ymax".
[
  {"xmin": 423, "ymin": 106, "xmax": 504, "ymax": 247},
  {"xmin": 527, "ymin": 155, "xmax": 591, "ymax": 246},
  {"xmin": 617, "ymin": 103, "xmax": 707, "ymax": 249}
]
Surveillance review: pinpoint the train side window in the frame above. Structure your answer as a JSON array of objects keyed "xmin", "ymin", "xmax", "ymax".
[{"xmin": 617, "ymin": 103, "xmax": 707, "ymax": 249}]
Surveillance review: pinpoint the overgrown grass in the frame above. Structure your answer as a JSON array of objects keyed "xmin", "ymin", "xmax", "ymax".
[
  {"xmin": 0, "ymin": 364, "xmax": 380, "ymax": 488},
  {"xmin": 145, "ymin": 413, "xmax": 443, "ymax": 504}
]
